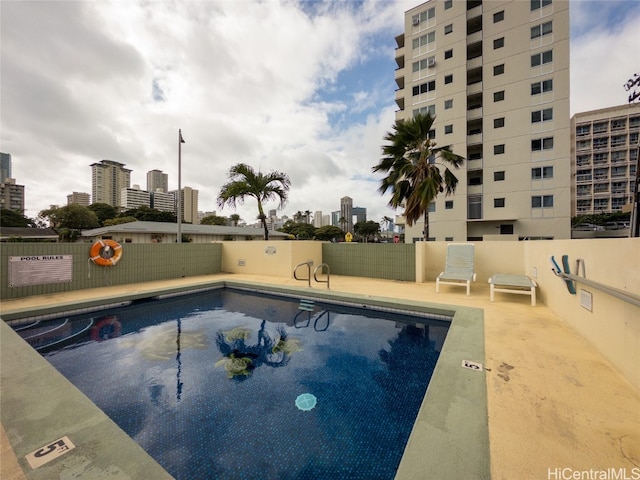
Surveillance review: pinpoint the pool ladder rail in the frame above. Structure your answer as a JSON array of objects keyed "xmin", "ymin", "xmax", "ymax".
[
  {"xmin": 293, "ymin": 261, "xmax": 330, "ymax": 289},
  {"xmin": 294, "ymin": 299, "xmax": 330, "ymax": 331}
]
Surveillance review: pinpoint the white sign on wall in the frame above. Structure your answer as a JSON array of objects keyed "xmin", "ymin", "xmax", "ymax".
[{"xmin": 9, "ymin": 255, "xmax": 73, "ymax": 287}]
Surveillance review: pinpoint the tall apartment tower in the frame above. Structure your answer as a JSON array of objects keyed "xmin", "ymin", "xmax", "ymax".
[
  {"xmin": 170, "ymin": 186, "xmax": 199, "ymax": 224},
  {"xmin": 571, "ymin": 104, "xmax": 640, "ymax": 216},
  {"xmin": 340, "ymin": 196, "xmax": 354, "ymax": 233},
  {"xmin": 0, "ymin": 152, "xmax": 11, "ymax": 182},
  {"xmin": 147, "ymin": 169, "xmax": 168, "ymax": 193},
  {"xmin": 91, "ymin": 160, "xmax": 131, "ymax": 208},
  {"xmin": 395, "ymin": 0, "xmax": 570, "ymax": 241}
]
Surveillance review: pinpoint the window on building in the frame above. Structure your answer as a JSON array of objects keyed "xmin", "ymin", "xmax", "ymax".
[
  {"xmin": 531, "ymin": 166, "xmax": 554, "ymax": 179},
  {"xmin": 445, "ymin": 124, "xmax": 453, "ymax": 134},
  {"xmin": 531, "ymin": 137, "xmax": 554, "ymax": 151},
  {"xmin": 412, "ymin": 7, "xmax": 436, "ymax": 26},
  {"xmin": 531, "ymin": 0, "xmax": 552, "ymax": 11},
  {"xmin": 412, "ymin": 31, "xmax": 436, "ymax": 50},
  {"xmin": 493, "ymin": 37, "xmax": 504, "ymax": 49},
  {"xmin": 531, "ymin": 50, "xmax": 553, "ymax": 67},
  {"xmin": 413, "ymin": 105, "xmax": 436, "ymax": 117},
  {"xmin": 494, "ymin": 171, "xmax": 505, "ymax": 181},
  {"xmin": 493, "ymin": 10, "xmax": 504, "ymax": 23},
  {"xmin": 531, "ymin": 79, "xmax": 553, "ymax": 95},
  {"xmin": 532, "ymin": 195, "xmax": 554, "ymax": 208},
  {"xmin": 531, "ymin": 21, "xmax": 552, "ymax": 39},
  {"xmin": 494, "ymin": 144, "xmax": 505, "ymax": 155},
  {"xmin": 445, "ymin": 24, "xmax": 453, "ymax": 34},
  {"xmin": 444, "ymin": 99, "xmax": 453, "ymax": 109},
  {"xmin": 444, "ymin": 49, "xmax": 453, "ymax": 59},
  {"xmin": 500, "ymin": 224, "xmax": 514, "ymax": 235},
  {"xmin": 494, "ymin": 117, "xmax": 505, "ymax": 128},
  {"xmin": 494, "ymin": 90, "xmax": 505, "ymax": 102},
  {"xmin": 444, "ymin": 74, "xmax": 453, "ymax": 84},
  {"xmin": 412, "ymin": 56, "xmax": 436, "ymax": 73},
  {"xmin": 494, "ymin": 198, "xmax": 505, "ymax": 208},
  {"xmin": 444, "ymin": 0, "xmax": 453, "ymax": 9},
  {"xmin": 494, "ymin": 64, "xmax": 505, "ymax": 75},
  {"xmin": 445, "ymin": 200, "xmax": 454, "ymax": 209},
  {"xmin": 412, "ymin": 80, "xmax": 436, "ymax": 96},
  {"xmin": 531, "ymin": 108, "xmax": 553, "ymax": 123}
]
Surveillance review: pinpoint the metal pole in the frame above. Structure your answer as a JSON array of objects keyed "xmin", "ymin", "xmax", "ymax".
[{"xmin": 177, "ymin": 129, "xmax": 182, "ymax": 243}]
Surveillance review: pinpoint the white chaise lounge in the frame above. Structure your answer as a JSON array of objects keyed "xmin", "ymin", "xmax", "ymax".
[
  {"xmin": 436, "ymin": 243, "xmax": 476, "ymax": 295},
  {"xmin": 489, "ymin": 274, "xmax": 537, "ymax": 306}
]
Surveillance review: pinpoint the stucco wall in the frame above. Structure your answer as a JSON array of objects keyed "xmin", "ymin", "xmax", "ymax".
[
  {"xmin": 220, "ymin": 241, "xmax": 323, "ymax": 279},
  {"xmin": 523, "ymin": 238, "xmax": 640, "ymax": 391}
]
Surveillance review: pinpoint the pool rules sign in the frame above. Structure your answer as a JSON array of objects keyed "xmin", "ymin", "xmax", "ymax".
[{"xmin": 9, "ymin": 255, "xmax": 73, "ymax": 287}]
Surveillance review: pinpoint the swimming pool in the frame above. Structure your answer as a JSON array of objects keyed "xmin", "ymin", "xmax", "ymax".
[{"xmin": 23, "ymin": 287, "xmax": 450, "ymax": 480}]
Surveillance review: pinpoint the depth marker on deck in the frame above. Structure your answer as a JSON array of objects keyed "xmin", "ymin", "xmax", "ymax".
[
  {"xmin": 25, "ymin": 436, "xmax": 75, "ymax": 469},
  {"xmin": 462, "ymin": 359, "xmax": 483, "ymax": 372}
]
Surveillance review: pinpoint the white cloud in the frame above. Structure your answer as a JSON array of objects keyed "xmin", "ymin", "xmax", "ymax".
[
  {"xmin": 570, "ymin": 1, "xmax": 640, "ymax": 115},
  {"xmin": 3, "ymin": 0, "xmax": 637, "ymax": 227}
]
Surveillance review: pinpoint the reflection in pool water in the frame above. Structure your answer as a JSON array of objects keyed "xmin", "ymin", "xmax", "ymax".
[{"xmin": 38, "ymin": 288, "xmax": 448, "ymax": 480}]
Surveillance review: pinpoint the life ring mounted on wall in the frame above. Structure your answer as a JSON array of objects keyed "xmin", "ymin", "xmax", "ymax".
[{"xmin": 90, "ymin": 239, "xmax": 123, "ymax": 266}]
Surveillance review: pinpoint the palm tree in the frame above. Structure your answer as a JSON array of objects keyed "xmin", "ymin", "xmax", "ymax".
[
  {"xmin": 217, "ymin": 163, "xmax": 291, "ymax": 240},
  {"xmin": 381, "ymin": 215, "xmax": 393, "ymax": 240},
  {"xmin": 372, "ymin": 113, "xmax": 464, "ymax": 241}
]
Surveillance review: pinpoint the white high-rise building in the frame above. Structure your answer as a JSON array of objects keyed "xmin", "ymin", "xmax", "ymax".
[
  {"xmin": 394, "ymin": 0, "xmax": 570, "ymax": 241},
  {"xmin": 121, "ymin": 185, "xmax": 151, "ymax": 210},
  {"xmin": 91, "ymin": 160, "xmax": 131, "ymax": 208},
  {"xmin": 571, "ymin": 104, "xmax": 640, "ymax": 216},
  {"xmin": 152, "ymin": 190, "xmax": 176, "ymax": 213}
]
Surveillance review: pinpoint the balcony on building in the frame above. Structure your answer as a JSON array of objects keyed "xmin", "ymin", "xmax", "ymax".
[
  {"xmin": 467, "ymin": 118, "xmax": 483, "ymax": 146},
  {"xmin": 466, "ymin": 0, "xmax": 482, "ymax": 19},
  {"xmin": 467, "ymin": 171, "xmax": 483, "ymax": 196},
  {"xmin": 467, "ymin": 144, "xmax": 483, "ymax": 171},
  {"xmin": 467, "ymin": 66, "xmax": 483, "ymax": 95},
  {"xmin": 467, "ymin": 92, "xmax": 483, "ymax": 121},
  {"xmin": 467, "ymin": 41, "xmax": 482, "ymax": 69}
]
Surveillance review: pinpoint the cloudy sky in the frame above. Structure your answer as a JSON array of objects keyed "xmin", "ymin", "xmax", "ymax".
[{"xmin": 2, "ymin": 0, "xmax": 639, "ymax": 225}]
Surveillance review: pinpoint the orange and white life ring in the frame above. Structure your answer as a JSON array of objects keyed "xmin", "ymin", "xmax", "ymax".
[
  {"xmin": 89, "ymin": 239, "xmax": 122, "ymax": 266},
  {"xmin": 90, "ymin": 316, "xmax": 122, "ymax": 341}
]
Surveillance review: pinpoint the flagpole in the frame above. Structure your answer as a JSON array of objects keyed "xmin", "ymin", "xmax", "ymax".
[{"xmin": 177, "ymin": 129, "xmax": 183, "ymax": 243}]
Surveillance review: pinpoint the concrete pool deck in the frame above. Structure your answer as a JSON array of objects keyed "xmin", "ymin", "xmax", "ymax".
[{"xmin": 1, "ymin": 273, "xmax": 639, "ymax": 479}]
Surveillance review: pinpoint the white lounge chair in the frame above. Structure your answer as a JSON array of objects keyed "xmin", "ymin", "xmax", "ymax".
[
  {"xmin": 436, "ymin": 243, "xmax": 477, "ymax": 295},
  {"xmin": 489, "ymin": 274, "xmax": 537, "ymax": 306}
]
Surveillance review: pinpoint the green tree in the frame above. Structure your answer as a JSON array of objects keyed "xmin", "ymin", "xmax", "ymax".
[
  {"xmin": 103, "ymin": 216, "xmax": 137, "ymax": 226},
  {"xmin": 39, "ymin": 204, "xmax": 100, "ymax": 231},
  {"xmin": 217, "ymin": 163, "xmax": 290, "ymax": 241},
  {"xmin": 354, "ymin": 220, "xmax": 380, "ymax": 242},
  {"xmin": 277, "ymin": 221, "xmax": 316, "ymax": 239},
  {"xmin": 372, "ymin": 113, "xmax": 464, "ymax": 241},
  {"xmin": 201, "ymin": 214, "xmax": 228, "ymax": 226},
  {"xmin": 314, "ymin": 225, "xmax": 344, "ymax": 241},
  {"xmin": 0, "ymin": 208, "xmax": 36, "ymax": 227},
  {"xmin": 88, "ymin": 203, "xmax": 117, "ymax": 226},
  {"xmin": 120, "ymin": 206, "xmax": 176, "ymax": 223}
]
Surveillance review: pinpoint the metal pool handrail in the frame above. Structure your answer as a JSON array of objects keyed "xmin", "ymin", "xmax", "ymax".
[
  {"xmin": 313, "ymin": 263, "xmax": 330, "ymax": 290},
  {"xmin": 293, "ymin": 261, "xmax": 311, "ymax": 287}
]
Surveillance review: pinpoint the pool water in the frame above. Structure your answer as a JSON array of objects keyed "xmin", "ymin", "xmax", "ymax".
[{"xmin": 36, "ymin": 288, "xmax": 449, "ymax": 480}]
